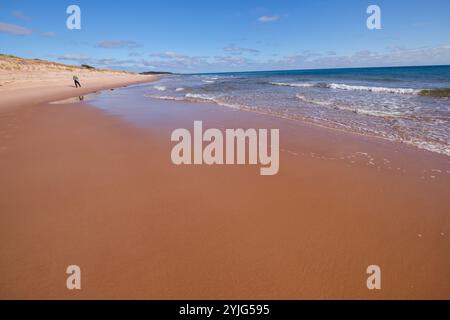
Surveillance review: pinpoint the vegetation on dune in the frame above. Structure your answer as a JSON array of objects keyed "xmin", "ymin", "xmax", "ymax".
[
  {"xmin": 0, "ymin": 54, "xmax": 135, "ymax": 74},
  {"xmin": 0, "ymin": 53, "xmax": 21, "ymax": 59},
  {"xmin": 82, "ymin": 64, "xmax": 95, "ymax": 69}
]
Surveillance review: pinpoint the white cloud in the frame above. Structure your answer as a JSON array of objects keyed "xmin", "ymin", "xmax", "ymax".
[
  {"xmin": 0, "ymin": 22, "xmax": 32, "ymax": 36},
  {"xmin": 42, "ymin": 31, "xmax": 56, "ymax": 38},
  {"xmin": 149, "ymin": 51, "xmax": 189, "ymax": 59},
  {"xmin": 57, "ymin": 54, "xmax": 152, "ymax": 70},
  {"xmin": 147, "ymin": 52, "xmax": 211, "ymax": 69},
  {"xmin": 223, "ymin": 44, "xmax": 260, "ymax": 55},
  {"xmin": 257, "ymin": 15, "xmax": 279, "ymax": 23},
  {"xmin": 58, "ymin": 54, "xmax": 90, "ymax": 61},
  {"xmin": 96, "ymin": 40, "xmax": 142, "ymax": 49},
  {"xmin": 12, "ymin": 10, "xmax": 31, "ymax": 21},
  {"xmin": 300, "ymin": 45, "xmax": 450, "ymax": 69}
]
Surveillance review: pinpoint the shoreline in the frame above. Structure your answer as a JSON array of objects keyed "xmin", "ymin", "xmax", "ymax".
[
  {"xmin": 151, "ymin": 94, "xmax": 450, "ymax": 158},
  {"xmin": 0, "ymin": 84, "xmax": 449, "ymax": 299}
]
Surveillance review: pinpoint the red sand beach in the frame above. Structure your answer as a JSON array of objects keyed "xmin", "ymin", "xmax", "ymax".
[{"xmin": 0, "ymin": 77, "xmax": 449, "ymax": 299}]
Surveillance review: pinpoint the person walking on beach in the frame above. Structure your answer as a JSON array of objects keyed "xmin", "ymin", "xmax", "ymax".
[{"xmin": 73, "ymin": 75, "xmax": 81, "ymax": 88}]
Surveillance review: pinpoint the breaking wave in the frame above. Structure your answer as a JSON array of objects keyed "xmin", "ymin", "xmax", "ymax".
[
  {"xmin": 270, "ymin": 82, "xmax": 315, "ymax": 88},
  {"xmin": 271, "ymin": 81, "xmax": 419, "ymax": 94},
  {"xmin": 326, "ymin": 83, "xmax": 419, "ymax": 94}
]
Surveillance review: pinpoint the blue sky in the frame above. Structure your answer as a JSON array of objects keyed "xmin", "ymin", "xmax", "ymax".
[{"xmin": 1, "ymin": 0, "xmax": 450, "ymax": 73}]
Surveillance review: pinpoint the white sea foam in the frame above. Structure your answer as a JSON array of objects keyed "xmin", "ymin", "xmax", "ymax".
[
  {"xmin": 175, "ymin": 87, "xmax": 185, "ymax": 91},
  {"xmin": 295, "ymin": 94, "xmax": 333, "ymax": 106},
  {"xmin": 153, "ymin": 85, "xmax": 167, "ymax": 91},
  {"xmin": 296, "ymin": 94, "xmax": 404, "ymax": 117},
  {"xmin": 185, "ymin": 93, "xmax": 243, "ymax": 110},
  {"xmin": 405, "ymin": 139, "xmax": 450, "ymax": 156},
  {"xmin": 353, "ymin": 109, "xmax": 404, "ymax": 117},
  {"xmin": 272, "ymin": 81, "xmax": 419, "ymax": 95},
  {"xmin": 145, "ymin": 92, "xmax": 218, "ymax": 104},
  {"xmin": 327, "ymin": 83, "xmax": 419, "ymax": 94},
  {"xmin": 144, "ymin": 94, "xmax": 185, "ymax": 101},
  {"xmin": 270, "ymin": 82, "xmax": 315, "ymax": 87},
  {"xmin": 185, "ymin": 93, "xmax": 216, "ymax": 101}
]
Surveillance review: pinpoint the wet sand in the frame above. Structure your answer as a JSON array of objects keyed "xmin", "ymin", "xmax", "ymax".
[{"xmin": 0, "ymin": 86, "xmax": 449, "ymax": 299}]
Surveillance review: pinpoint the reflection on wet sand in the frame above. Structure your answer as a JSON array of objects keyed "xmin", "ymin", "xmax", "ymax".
[{"xmin": 50, "ymin": 95, "xmax": 88, "ymax": 104}]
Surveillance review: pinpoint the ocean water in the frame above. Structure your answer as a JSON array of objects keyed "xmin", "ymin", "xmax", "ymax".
[{"xmin": 145, "ymin": 65, "xmax": 450, "ymax": 156}]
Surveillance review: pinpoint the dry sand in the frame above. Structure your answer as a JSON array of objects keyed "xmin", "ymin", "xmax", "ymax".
[{"xmin": 0, "ymin": 66, "xmax": 449, "ymax": 299}]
